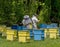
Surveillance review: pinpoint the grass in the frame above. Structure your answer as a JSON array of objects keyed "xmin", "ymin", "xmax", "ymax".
[{"xmin": 0, "ymin": 36, "xmax": 60, "ymax": 47}]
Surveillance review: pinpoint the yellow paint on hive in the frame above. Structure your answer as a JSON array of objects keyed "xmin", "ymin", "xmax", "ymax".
[
  {"xmin": 48, "ymin": 28, "xmax": 58, "ymax": 39},
  {"xmin": 49, "ymin": 28, "xmax": 58, "ymax": 32},
  {"xmin": 6, "ymin": 34, "xmax": 14, "ymax": 41},
  {"xmin": 6, "ymin": 29, "xmax": 17, "ymax": 41},
  {"xmin": 18, "ymin": 31, "xmax": 30, "ymax": 43},
  {"xmin": 18, "ymin": 37, "xmax": 30, "ymax": 42},
  {"xmin": 6, "ymin": 29, "xmax": 15, "ymax": 34},
  {"xmin": 44, "ymin": 28, "xmax": 58, "ymax": 39},
  {"xmin": 18, "ymin": 31, "xmax": 30, "ymax": 36},
  {"xmin": 49, "ymin": 32, "xmax": 57, "ymax": 39},
  {"xmin": 0, "ymin": 26, "xmax": 7, "ymax": 36},
  {"xmin": 44, "ymin": 29, "xmax": 48, "ymax": 33},
  {"xmin": 0, "ymin": 26, "xmax": 6, "ymax": 32}
]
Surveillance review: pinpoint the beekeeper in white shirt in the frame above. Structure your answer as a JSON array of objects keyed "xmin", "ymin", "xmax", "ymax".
[{"xmin": 31, "ymin": 14, "xmax": 40, "ymax": 29}]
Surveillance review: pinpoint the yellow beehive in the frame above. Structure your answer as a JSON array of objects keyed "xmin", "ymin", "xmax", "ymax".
[
  {"xmin": 2, "ymin": 27, "xmax": 7, "ymax": 36},
  {"xmin": 18, "ymin": 30, "xmax": 30, "ymax": 43},
  {"xmin": 8, "ymin": 29, "xmax": 17, "ymax": 38},
  {"xmin": 6, "ymin": 34, "xmax": 14, "ymax": 41},
  {"xmin": 0, "ymin": 27, "xmax": 4, "ymax": 32},
  {"xmin": 18, "ymin": 36, "xmax": 30, "ymax": 42},
  {"xmin": 2, "ymin": 27, "xmax": 11, "ymax": 36},
  {"xmin": 0, "ymin": 25, "xmax": 6, "ymax": 32},
  {"xmin": 6, "ymin": 29, "xmax": 14, "ymax": 34},
  {"xmin": 49, "ymin": 32, "xmax": 57, "ymax": 39},
  {"xmin": 18, "ymin": 31, "xmax": 30, "ymax": 36},
  {"xmin": 49, "ymin": 28, "xmax": 58, "ymax": 33},
  {"xmin": 49, "ymin": 28, "xmax": 58, "ymax": 39},
  {"xmin": 6, "ymin": 29, "xmax": 17, "ymax": 41},
  {"xmin": 0, "ymin": 25, "xmax": 7, "ymax": 36}
]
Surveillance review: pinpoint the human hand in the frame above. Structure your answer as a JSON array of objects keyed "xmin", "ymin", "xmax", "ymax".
[{"xmin": 38, "ymin": 20, "xmax": 40, "ymax": 22}]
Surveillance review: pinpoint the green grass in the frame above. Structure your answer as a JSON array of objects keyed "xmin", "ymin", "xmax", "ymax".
[{"xmin": 0, "ymin": 37, "xmax": 60, "ymax": 47}]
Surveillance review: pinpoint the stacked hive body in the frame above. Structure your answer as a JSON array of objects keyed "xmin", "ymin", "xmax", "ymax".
[
  {"xmin": 18, "ymin": 30, "xmax": 30, "ymax": 43},
  {"xmin": 17, "ymin": 26, "xmax": 23, "ymax": 30},
  {"xmin": 44, "ymin": 28, "xmax": 58, "ymax": 39},
  {"xmin": 40, "ymin": 24, "xmax": 47, "ymax": 28},
  {"xmin": 0, "ymin": 25, "xmax": 6, "ymax": 37},
  {"xmin": 49, "ymin": 28, "xmax": 58, "ymax": 39},
  {"xmin": 11, "ymin": 25, "xmax": 18, "ymax": 30},
  {"xmin": 33, "ymin": 29, "xmax": 44, "ymax": 40},
  {"xmin": 6, "ymin": 29, "xmax": 17, "ymax": 41}
]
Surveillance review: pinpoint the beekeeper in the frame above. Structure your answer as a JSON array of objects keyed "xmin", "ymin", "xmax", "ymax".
[
  {"xmin": 22, "ymin": 15, "xmax": 32, "ymax": 29},
  {"xmin": 31, "ymin": 14, "xmax": 40, "ymax": 29}
]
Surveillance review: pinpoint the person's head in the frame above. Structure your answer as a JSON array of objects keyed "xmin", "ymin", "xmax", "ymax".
[{"xmin": 24, "ymin": 15, "xmax": 29, "ymax": 20}]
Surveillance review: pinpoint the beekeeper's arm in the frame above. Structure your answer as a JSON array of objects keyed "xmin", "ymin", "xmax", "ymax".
[
  {"xmin": 22, "ymin": 19, "xmax": 25, "ymax": 26},
  {"xmin": 35, "ymin": 17, "xmax": 40, "ymax": 22}
]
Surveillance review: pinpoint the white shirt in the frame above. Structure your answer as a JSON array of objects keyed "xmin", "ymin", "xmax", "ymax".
[{"xmin": 32, "ymin": 15, "xmax": 38, "ymax": 24}]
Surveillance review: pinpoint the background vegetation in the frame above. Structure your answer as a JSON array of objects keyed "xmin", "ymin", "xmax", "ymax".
[{"xmin": 0, "ymin": 0, "xmax": 60, "ymax": 26}]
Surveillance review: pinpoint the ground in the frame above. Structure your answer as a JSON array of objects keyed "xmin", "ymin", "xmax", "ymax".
[{"xmin": 0, "ymin": 37, "xmax": 60, "ymax": 47}]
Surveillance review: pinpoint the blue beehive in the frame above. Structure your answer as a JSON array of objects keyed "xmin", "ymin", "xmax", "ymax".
[
  {"xmin": 40, "ymin": 24, "xmax": 47, "ymax": 28},
  {"xmin": 17, "ymin": 26, "xmax": 23, "ymax": 30},
  {"xmin": 47, "ymin": 23, "xmax": 58, "ymax": 28},
  {"xmin": 22, "ymin": 26, "xmax": 27, "ymax": 30},
  {"xmin": 33, "ymin": 29, "xmax": 44, "ymax": 40},
  {"xmin": 50, "ymin": 23, "xmax": 58, "ymax": 28},
  {"xmin": 41, "ymin": 34, "xmax": 44, "ymax": 37},
  {"xmin": 34, "ymin": 35, "xmax": 41, "ymax": 40},
  {"xmin": 33, "ymin": 30, "xmax": 44, "ymax": 34},
  {"xmin": 11, "ymin": 25, "xmax": 18, "ymax": 30},
  {"xmin": 47, "ymin": 25, "xmax": 52, "ymax": 28}
]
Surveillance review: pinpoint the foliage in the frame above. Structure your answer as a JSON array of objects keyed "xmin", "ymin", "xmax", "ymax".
[{"xmin": 0, "ymin": 0, "xmax": 60, "ymax": 26}]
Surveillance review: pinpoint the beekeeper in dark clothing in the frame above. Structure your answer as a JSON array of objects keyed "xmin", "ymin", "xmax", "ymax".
[{"xmin": 22, "ymin": 15, "xmax": 32, "ymax": 29}]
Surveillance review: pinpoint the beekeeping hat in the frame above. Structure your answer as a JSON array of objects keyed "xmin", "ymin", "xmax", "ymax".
[{"xmin": 24, "ymin": 15, "xmax": 29, "ymax": 19}]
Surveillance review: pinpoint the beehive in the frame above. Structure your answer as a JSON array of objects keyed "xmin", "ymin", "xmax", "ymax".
[
  {"xmin": 18, "ymin": 30, "xmax": 30, "ymax": 43},
  {"xmin": 33, "ymin": 29, "xmax": 44, "ymax": 40},
  {"xmin": 0, "ymin": 25, "xmax": 6, "ymax": 32},
  {"xmin": 49, "ymin": 28, "xmax": 58, "ymax": 39},
  {"xmin": 49, "ymin": 32, "xmax": 57, "ymax": 39},
  {"xmin": 6, "ymin": 29, "xmax": 17, "ymax": 41},
  {"xmin": 0, "ymin": 25, "xmax": 6, "ymax": 36}
]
